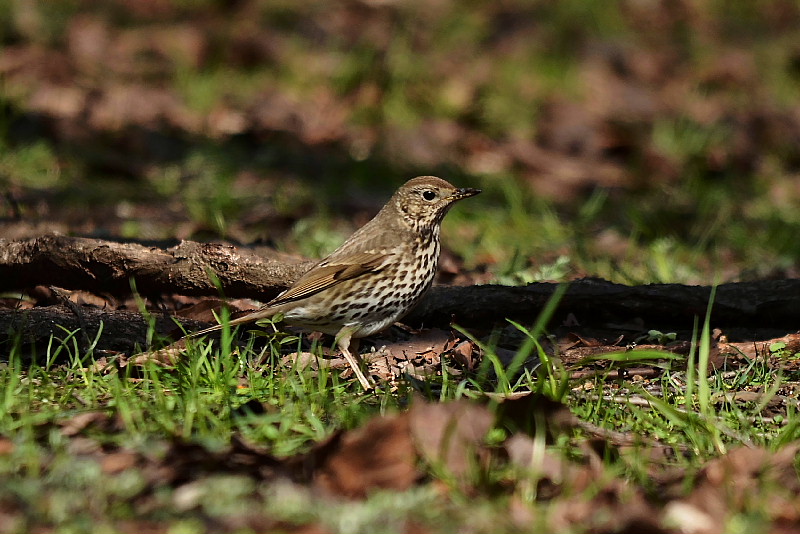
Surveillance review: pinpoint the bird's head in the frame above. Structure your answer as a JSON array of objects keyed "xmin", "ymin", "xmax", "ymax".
[{"xmin": 393, "ymin": 176, "xmax": 481, "ymax": 233}]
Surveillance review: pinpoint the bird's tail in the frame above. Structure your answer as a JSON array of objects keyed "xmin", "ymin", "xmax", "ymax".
[
  {"xmin": 185, "ymin": 322, "xmax": 226, "ymax": 338},
  {"xmin": 184, "ymin": 307, "xmax": 276, "ymax": 339}
]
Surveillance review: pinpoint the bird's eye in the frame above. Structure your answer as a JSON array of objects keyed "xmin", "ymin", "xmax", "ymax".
[{"xmin": 422, "ymin": 190, "xmax": 437, "ymax": 201}]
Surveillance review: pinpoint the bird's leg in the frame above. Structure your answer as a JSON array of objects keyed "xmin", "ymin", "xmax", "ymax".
[{"xmin": 335, "ymin": 327, "xmax": 373, "ymax": 390}]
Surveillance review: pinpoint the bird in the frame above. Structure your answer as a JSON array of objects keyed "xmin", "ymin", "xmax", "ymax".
[{"xmin": 188, "ymin": 176, "xmax": 481, "ymax": 390}]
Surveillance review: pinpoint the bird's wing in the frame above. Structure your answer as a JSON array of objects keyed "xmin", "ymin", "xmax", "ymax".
[{"xmin": 267, "ymin": 250, "xmax": 391, "ymax": 306}]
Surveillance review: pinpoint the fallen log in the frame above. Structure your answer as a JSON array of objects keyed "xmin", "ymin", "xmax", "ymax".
[
  {"xmin": 1, "ymin": 235, "xmax": 799, "ymax": 354},
  {"xmin": 0, "ymin": 234, "xmax": 312, "ymax": 299}
]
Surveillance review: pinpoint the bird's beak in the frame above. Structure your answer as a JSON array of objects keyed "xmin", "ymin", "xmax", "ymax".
[{"xmin": 452, "ymin": 187, "xmax": 481, "ymax": 200}]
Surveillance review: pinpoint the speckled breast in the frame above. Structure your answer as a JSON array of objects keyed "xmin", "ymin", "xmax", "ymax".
[{"xmin": 284, "ymin": 237, "xmax": 440, "ymax": 338}]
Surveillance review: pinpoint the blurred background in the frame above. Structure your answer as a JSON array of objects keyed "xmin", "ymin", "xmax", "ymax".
[{"xmin": 1, "ymin": 0, "xmax": 800, "ymax": 285}]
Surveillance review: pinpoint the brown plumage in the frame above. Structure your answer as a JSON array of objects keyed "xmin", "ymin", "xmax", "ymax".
[{"xmin": 190, "ymin": 176, "xmax": 480, "ymax": 389}]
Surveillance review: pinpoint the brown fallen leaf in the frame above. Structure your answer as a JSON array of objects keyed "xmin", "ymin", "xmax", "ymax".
[
  {"xmin": 59, "ymin": 411, "xmax": 121, "ymax": 437},
  {"xmin": 492, "ymin": 392, "xmax": 577, "ymax": 439},
  {"xmin": 105, "ymin": 519, "xmax": 172, "ymax": 534},
  {"xmin": 548, "ymin": 478, "xmax": 666, "ymax": 534},
  {"xmin": 175, "ymin": 298, "xmax": 241, "ymax": 322},
  {"xmin": 0, "ymin": 297, "xmax": 33, "ymax": 310},
  {"xmin": 373, "ymin": 328, "xmax": 456, "ymax": 381},
  {"xmin": 101, "ymin": 450, "xmax": 139, "ymax": 474},
  {"xmin": 0, "ymin": 437, "xmax": 14, "ymax": 455},
  {"xmin": 303, "ymin": 412, "xmax": 420, "ymax": 499},
  {"xmin": 504, "ymin": 434, "xmax": 598, "ymax": 499},
  {"xmin": 567, "ymin": 332, "xmax": 604, "ymax": 347},
  {"xmin": 450, "ymin": 339, "xmax": 478, "ymax": 371},
  {"xmin": 720, "ymin": 333, "xmax": 800, "ymax": 369},
  {"xmin": 130, "ymin": 345, "xmax": 186, "ymax": 367},
  {"xmin": 283, "ymin": 351, "xmax": 349, "ymax": 372},
  {"xmin": 673, "ymin": 443, "xmax": 800, "ymax": 533},
  {"xmin": 409, "ymin": 399, "xmax": 495, "ymax": 481},
  {"xmin": 381, "ymin": 328, "xmax": 452, "ymax": 362}
]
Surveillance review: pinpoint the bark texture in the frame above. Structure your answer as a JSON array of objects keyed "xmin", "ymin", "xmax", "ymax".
[
  {"xmin": 2, "ymin": 235, "xmax": 799, "ymax": 356},
  {"xmin": 0, "ymin": 234, "xmax": 313, "ymax": 299}
]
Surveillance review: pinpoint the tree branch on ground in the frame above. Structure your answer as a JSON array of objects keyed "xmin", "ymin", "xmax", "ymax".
[{"xmin": 2, "ymin": 235, "xmax": 799, "ymax": 353}]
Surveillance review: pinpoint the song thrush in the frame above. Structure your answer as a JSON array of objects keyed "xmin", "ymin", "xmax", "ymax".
[{"xmin": 190, "ymin": 176, "xmax": 480, "ymax": 389}]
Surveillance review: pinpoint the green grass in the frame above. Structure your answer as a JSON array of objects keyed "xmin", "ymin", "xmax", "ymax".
[
  {"xmin": 3, "ymin": 291, "xmax": 800, "ymax": 532},
  {"xmin": 0, "ymin": 141, "xmax": 63, "ymax": 189},
  {"xmin": 3, "ymin": 0, "xmax": 800, "ymax": 531}
]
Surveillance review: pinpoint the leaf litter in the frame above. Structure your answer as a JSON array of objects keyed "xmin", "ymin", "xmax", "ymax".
[
  {"xmin": 2, "ymin": 2, "xmax": 800, "ymax": 532},
  {"xmin": 6, "ymin": 288, "xmax": 800, "ymax": 531},
  {"xmin": 4, "ymin": 390, "xmax": 798, "ymax": 533}
]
